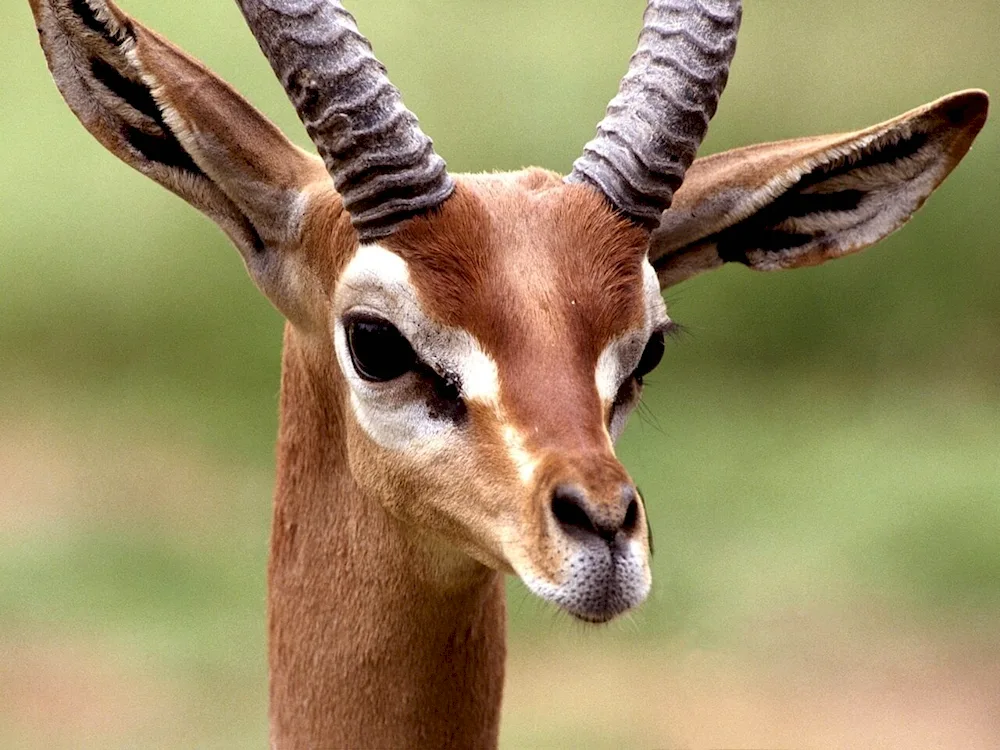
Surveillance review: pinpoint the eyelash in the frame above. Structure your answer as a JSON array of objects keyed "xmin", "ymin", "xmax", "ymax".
[{"xmin": 611, "ymin": 321, "xmax": 678, "ymax": 414}]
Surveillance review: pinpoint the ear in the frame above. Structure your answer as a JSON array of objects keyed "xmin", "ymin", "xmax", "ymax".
[
  {"xmin": 650, "ymin": 90, "xmax": 989, "ymax": 289},
  {"xmin": 30, "ymin": 0, "xmax": 338, "ymax": 323}
]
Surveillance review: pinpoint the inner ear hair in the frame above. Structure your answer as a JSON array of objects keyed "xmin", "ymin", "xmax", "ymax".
[
  {"xmin": 714, "ymin": 126, "xmax": 937, "ymax": 264},
  {"xmin": 650, "ymin": 90, "xmax": 989, "ymax": 288},
  {"xmin": 33, "ymin": 0, "xmax": 345, "ymax": 329},
  {"xmin": 33, "ymin": 0, "xmax": 265, "ymax": 254}
]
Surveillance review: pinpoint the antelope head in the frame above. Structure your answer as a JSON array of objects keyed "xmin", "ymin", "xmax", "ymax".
[{"xmin": 31, "ymin": 0, "xmax": 987, "ymax": 624}]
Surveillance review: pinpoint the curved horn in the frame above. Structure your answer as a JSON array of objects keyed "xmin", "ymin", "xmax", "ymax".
[
  {"xmin": 566, "ymin": 0, "xmax": 742, "ymax": 230},
  {"xmin": 236, "ymin": 0, "xmax": 454, "ymax": 241}
]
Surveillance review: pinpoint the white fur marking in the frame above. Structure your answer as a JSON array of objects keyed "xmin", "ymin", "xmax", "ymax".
[
  {"xmin": 503, "ymin": 424, "xmax": 538, "ymax": 484},
  {"xmin": 334, "ymin": 244, "xmax": 501, "ymax": 450},
  {"xmin": 595, "ymin": 258, "xmax": 669, "ymax": 440},
  {"xmin": 515, "ymin": 541, "xmax": 651, "ymax": 621}
]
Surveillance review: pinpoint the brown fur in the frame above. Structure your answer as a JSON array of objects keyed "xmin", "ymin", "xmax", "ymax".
[
  {"xmin": 269, "ymin": 330, "xmax": 506, "ymax": 748},
  {"xmin": 387, "ymin": 173, "xmax": 649, "ymax": 451}
]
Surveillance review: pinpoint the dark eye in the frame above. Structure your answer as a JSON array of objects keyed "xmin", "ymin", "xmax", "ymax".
[
  {"xmin": 345, "ymin": 315, "xmax": 416, "ymax": 382},
  {"xmin": 633, "ymin": 328, "xmax": 666, "ymax": 384}
]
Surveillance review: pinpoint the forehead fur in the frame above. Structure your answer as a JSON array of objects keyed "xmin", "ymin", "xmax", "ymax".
[
  {"xmin": 379, "ymin": 169, "xmax": 652, "ymax": 454},
  {"xmin": 383, "ymin": 169, "xmax": 651, "ymax": 360}
]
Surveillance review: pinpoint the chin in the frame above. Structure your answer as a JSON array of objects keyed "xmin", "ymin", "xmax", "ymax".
[{"xmin": 520, "ymin": 542, "xmax": 652, "ymax": 624}]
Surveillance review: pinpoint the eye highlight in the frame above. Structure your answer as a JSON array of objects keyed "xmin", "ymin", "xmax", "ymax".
[{"xmin": 345, "ymin": 314, "xmax": 417, "ymax": 382}]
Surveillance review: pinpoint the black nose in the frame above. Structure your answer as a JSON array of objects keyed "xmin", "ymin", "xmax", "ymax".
[{"xmin": 550, "ymin": 483, "xmax": 640, "ymax": 544}]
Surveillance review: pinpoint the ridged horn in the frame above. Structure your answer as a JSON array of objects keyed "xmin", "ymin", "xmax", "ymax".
[
  {"xmin": 566, "ymin": 0, "xmax": 742, "ymax": 230},
  {"xmin": 235, "ymin": 0, "xmax": 454, "ymax": 242}
]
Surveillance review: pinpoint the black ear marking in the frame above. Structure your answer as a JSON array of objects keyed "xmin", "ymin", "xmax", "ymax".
[
  {"xmin": 70, "ymin": 0, "xmax": 112, "ymax": 40},
  {"xmin": 89, "ymin": 57, "xmax": 160, "ymax": 122},
  {"xmin": 69, "ymin": 0, "xmax": 125, "ymax": 47},
  {"xmin": 63, "ymin": 0, "xmax": 207, "ymax": 180},
  {"xmin": 814, "ymin": 131, "xmax": 930, "ymax": 183},
  {"xmin": 122, "ymin": 123, "xmax": 202, "ymax": 174},
  {"xmin": 716, "ymin": 228, "xmax": 814, "ymax": 264},
  {"xmin": 779, "ymin": 189, "xmax": 866, "ymax": 219},
  {"xmin": 706, "ymin": 130, "xmax": 933, "ymax": 261},
  {"xmin": 88, "ymin": 56, "xmax": 204, "ymax": 177}
]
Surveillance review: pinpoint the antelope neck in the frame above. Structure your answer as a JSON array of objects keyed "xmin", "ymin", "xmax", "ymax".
[{"xmin": 266, "ymin": 326, "xmax": 506, "ymax": 749}]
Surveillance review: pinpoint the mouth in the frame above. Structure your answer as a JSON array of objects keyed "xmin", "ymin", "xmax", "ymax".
[{"xmin": 519, "ymin": 540, "xmax": 651, "ymax": 623}]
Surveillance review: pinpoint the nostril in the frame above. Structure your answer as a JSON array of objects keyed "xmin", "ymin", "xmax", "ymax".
[
  {"xmin": 622, "ymin": 494, "xmax": 639, "ymax": 533},
  {"xmin": 551, "ymin": 485, "xmax": 598, "ymax": 538},
  {"xmin": 551, "ymin": 483, "xmax": 642, "ymax": 544}
]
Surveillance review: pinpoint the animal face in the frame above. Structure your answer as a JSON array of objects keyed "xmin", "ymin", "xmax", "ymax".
[{"xmin": 330, "ymin": 173, "xmax": 663, "ymax": 621}]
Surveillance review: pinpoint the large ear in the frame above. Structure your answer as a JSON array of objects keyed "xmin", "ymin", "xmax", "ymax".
[
  {"xmin": 650, "ymin": 91, "xmax": 989, "ymax": 289},
  {"xmin": 29, "ymin": 0, "xmax": 335, "ymax": 322}
]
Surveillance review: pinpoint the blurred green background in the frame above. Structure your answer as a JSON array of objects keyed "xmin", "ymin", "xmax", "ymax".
[{"xmin": 2, "ymin": 0, "xmax": 998, "ymax": 747}]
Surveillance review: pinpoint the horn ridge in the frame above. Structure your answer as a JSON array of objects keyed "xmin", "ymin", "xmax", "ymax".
[
  {"xmin": 567, "ymin": 0, "xmax": 741, "ymax": 230},
  {"xmin": 236, "ymin": 0, "xmax": 454, "ymax": 242}
]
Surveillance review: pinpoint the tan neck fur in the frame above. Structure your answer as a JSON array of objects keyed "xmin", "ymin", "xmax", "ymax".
[{"xmin": 267, "ymin": 325, "xmax": 507, "ymax": 749}]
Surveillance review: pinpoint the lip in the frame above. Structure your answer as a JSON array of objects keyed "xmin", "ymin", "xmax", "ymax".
[{"xmin": 518, "ymin": 541, "xmax": 651, "ymax": 623}]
